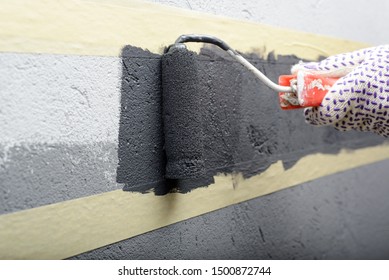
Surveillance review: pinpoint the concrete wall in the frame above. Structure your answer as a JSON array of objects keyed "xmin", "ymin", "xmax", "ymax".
[
  {"xmin": 1, "ymin": 0, "xmax": 389, "ymax": 259},
  {"xmin": 147, "ymin": 0, "xmax": 389, "ymax": 45}
]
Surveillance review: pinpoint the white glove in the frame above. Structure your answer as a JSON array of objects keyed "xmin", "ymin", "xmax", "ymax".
[{"xmin": 292, "ymin": 45, "xmax": 389, "ymax": 137}]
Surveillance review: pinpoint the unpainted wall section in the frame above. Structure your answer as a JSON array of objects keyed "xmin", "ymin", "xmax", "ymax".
[{"xmin": 147, "ymin": 0, "xmax": 389, "ymax": 45}]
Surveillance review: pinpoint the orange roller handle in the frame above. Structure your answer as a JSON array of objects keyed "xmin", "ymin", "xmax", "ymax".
[{"xmin": 278, "ymin": 73, "xmax": 339, "ymax": 110}]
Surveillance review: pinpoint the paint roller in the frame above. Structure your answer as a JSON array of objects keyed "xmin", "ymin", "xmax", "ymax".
[
  {"xmin": 161, "ymin": 34, "xmax": 338, "ymax": 179},
  {"xmin": 161, "ymin": 43, "xmax": 205, "ymax": 179}
]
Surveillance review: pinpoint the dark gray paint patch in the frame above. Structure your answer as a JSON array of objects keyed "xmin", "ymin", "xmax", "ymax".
[
  {"xmin": 0, "ymin": 143, "xmax": 121, "ymax": 214},
  {"xmin": 116, "ymin": 47, "xmax": 168, "ymax": 193},
  {"xmin": 72, "ymin": 159, "xmax": 389, "ymax": 260},
  {"xmin": 117, "ymin": 45, "xmax": 384, "ymax": 194}
]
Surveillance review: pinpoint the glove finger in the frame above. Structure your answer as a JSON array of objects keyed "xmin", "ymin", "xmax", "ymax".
[{"xmin": 292, "ymin": 47, "xmax": 376, "ymax": 77}]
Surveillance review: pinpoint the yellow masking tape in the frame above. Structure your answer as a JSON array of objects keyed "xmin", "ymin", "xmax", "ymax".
[{"xmin": 0, "ymin": 0, "xmax": 369, "ymax": 58}]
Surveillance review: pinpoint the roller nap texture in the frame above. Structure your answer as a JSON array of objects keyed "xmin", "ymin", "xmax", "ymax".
[{"xmin": 161, "ymin": 45, "xmax": 205, "ymax": 179}]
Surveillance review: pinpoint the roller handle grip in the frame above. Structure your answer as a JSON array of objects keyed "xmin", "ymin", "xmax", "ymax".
[{"xmin": 278, "ymin": 74, "xmax": 339, "ymax": 110}]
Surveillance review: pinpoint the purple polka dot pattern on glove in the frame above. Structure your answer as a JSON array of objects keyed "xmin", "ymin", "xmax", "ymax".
[{"xmin": 293, "ymin": 45, "xmax": 389, "ymax": 137}]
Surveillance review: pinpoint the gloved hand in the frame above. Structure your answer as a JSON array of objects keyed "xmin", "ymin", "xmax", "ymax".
[{"xmin": 292, "ymin": 45, "xmax": 389, "ymax": 137}]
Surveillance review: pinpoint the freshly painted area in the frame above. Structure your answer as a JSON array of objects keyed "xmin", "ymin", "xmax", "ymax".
[{"xmin": 118, "ymin": 45, "xmax": 384, "ymax": 193}]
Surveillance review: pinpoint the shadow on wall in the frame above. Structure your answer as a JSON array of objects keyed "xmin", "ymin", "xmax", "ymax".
[{"xmin": 116, "ymin": 45, "xmax": 384, "ymax": 195}]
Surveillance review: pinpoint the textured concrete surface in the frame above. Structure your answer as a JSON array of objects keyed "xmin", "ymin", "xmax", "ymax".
[
  {"xmin": 72, "ymin": 159, "xmax": 389, "ymax": 260},
  {"xmin": 0, "ymin": 54, "xmax": 121, "ymax": 147},
  {"xmin": 1, "ymin": 0, "xmax": 389, "ymax": 260},
  {"xmin": 0, "ymin": 53, "xmax": 123, "ymax": 214},
  {"xmin": 147, "ymin": 0, "xmax": 389, "ymax": 45},
  {"xmin": 0, "ymin": 143, "xmax": 119, "ymax": 214}
]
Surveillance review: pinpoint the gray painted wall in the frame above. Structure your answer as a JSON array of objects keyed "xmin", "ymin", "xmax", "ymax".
[{"xmin": 1, "ymin": 0, "xmax": 389, "ymax": 259}]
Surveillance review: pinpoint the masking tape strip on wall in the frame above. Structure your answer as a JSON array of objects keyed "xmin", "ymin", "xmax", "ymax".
[
  {"xmin": 0, "ymin": 0, "xmax": 369, "ymax": 59},
  {"xmin": 0, "ymin": 0, "xmax": 385, "ymax": 259}
]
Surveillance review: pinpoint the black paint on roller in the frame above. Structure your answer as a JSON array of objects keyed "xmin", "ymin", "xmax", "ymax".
[{"xmin": 161, "ymin": 45, "xmax": 205, "ymax": 179}]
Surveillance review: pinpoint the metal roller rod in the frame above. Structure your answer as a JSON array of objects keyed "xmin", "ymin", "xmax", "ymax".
[{"xmin": 173, "ymin": 34, "xmax": 295, "ymax": 93}]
